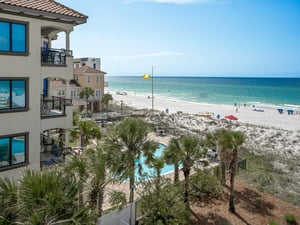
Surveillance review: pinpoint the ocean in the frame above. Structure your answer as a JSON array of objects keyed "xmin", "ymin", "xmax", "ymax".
[{"xmin": 106, "ymin": 77, "xmax": 300, "ymax": 108}]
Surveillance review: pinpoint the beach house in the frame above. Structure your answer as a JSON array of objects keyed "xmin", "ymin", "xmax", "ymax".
[
  {"xmin": 73, "ymin": 65, "xmax": 107, "ymax": 112},
  {"xmin": 0, "ymin": 0, "xmax": 87, "ymax": 178},
  {"xmin": 74, "ymin": 57, "xmax": 101, "ymax": 70}
]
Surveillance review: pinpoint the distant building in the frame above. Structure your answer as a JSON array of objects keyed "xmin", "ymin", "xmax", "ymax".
[
  {"xmin": 73, "ymin": 66, "xmax": 107, "ymax": 112},
  {"xmin": 74, "ymin": 57, "xmax": 101, "ymax": 70},
  {"xmin": 0, "ymin": 0, "xmax": 87, "ymax": 177}
]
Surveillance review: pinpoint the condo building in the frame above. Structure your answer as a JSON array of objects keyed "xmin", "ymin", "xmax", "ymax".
[{"xmin": 0, "ymin": 0, "xmax": 87, "ymax": 178}]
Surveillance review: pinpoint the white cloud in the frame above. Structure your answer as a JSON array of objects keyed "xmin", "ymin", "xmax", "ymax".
[
  {"xmin": 124, "ymin": 0, "xmax": 219, "ymax": 5},
  {"xmin": 110, "ymin": 51, "xmax": 187, "ymax": 60}
]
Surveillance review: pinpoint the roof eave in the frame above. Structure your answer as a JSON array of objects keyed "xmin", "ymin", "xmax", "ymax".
[{"xmin": 0, "ymin": 3, "xmax": 88, "ymax": 25}]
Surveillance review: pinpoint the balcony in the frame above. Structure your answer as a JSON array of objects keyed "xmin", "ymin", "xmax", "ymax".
[
  {"xmin": 40, "ymin": 133, "xmax": 71, "ymax": 169},
  {"xmin": 41, "ymin": 47, "xmax": 72, "ymax": 66},
  {"xmin": 41, "ymin": 95, "xmax": 72, "ymax": 118}
]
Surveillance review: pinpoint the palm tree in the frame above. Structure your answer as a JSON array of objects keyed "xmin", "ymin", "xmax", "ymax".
[
  {"xmin": 64, "ymin": 155, "xmax": 88, "ymax": 207},
  {"xmin": 108, "ymin": 117, "xmax": 158, "ymax": 203},
  {"xmin": 85, "ymin": 144, "xmax": 111, "ymax": 216},
  {"xmin": 221, "ymin": 130, "xmax": 244, "ymax": 213},
  {"xmin": 207, "ymin": 129, "xmax": 228, "ymax": 185},
  {"xmin": 138, "ymin": 177, "xmax": 189, "ymax": 225},
  {"xmin": 73, "ymin": 110, "xmax": 80, "ymax": 126},
  {"xmin": 101, "ymin": 93, "xmax": 113, "ymax": 111},
  {"xmin": 19, "ymin": 169, "xmax": 94, "ymax": 224},
  {"xmin": 179, "ymin": 135, "xmax": 203, "ymax": 206},
  {"xmin": 0, "ymin": 177, "xmax": 19, "ymax": 224},
  {"xmin": 79, "ymin": 87, "xmax": 94, "ymax": 115},
  {"xmin": 78, "ymin": 120, "xmax": 101, "ymax": 149},
  {"xmin": 163, "ymin": 137, "xmax": 182, "ymax": 184}
]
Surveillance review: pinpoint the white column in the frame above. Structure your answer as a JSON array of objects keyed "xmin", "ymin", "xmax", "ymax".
[{"xmin": 65, "ymin": 30, "xmax": 71, "ymax": 51}]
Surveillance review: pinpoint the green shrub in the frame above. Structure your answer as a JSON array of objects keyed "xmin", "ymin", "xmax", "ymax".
[
  {"xmin": 190, "ymin": 170, "xmax": 223, "ymax": 201},
  {"xmin": 285, "ymin": 214, "xmax": 298, "ymax": 225},
  {"xmin": 268, "ymin": 220, "xmax": 280, "ymax": 225},
  {"xmin": 253, "ymin": 198, "xmax": 264, "ymax": 208}
]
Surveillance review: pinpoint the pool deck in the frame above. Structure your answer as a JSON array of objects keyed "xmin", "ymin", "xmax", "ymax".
[
  {"xmin": 102, "ymin": 132, "xmax": 172, "ymax": 210},
  {"xmin": 102, "ymin": 132, "xmax": 219, "ymax": 210}
]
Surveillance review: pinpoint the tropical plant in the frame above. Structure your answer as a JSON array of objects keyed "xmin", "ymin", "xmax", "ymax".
[
  {"xmin": 0, "ymin": 177, "xmax": 18, "ymax": 224},
  {"xmin": 101, "ymin": 93, "xmax": 113, "ymax": 110},
  {"xmin": 78, "ymin": 120, "xmax": 101, "ymax": 148},
  {"xmin": 79, "ymin": 87, "xmax": 94, "ymax": 115},
  {"xmin": 107, "ymin": 117, "xmax": 158, "ymax": 203},
  {"xmin": 64, "ymin": 155, "xmax": 88, "ymax": 207},
  {"xmin": 85, "ymin": 144, "xmax": 125, "ymax": 216},
  {"xmin": 189, "ymin": 170, "xmax": 223, "ymax": 201},
  {"xmin": 73, "ymin": 110, "xmax": 80, "ymax": 126},
  {"xmin": 206, "ymin": 129, "xmax": 227, "ymax": 185},
  {"xmin": 137, "ymin": 177, "xmax": 189, "ymax": 225},
  {"xmin": 217, "ymin": 129, "xmax": 244, "ymax": 213},
  {"xmin": 285, "ymin": 214, "xmax": 298, "ymax": 225},
  {"xmin": 18, "ymin": 169, "xmax": 94, "ymax": 224},
  {"xmin": 163, "ymin": 137, "xmax": 182, "ymax": 184},
  {"xmin": 167, "ymin": 135, "xmax": 203, "ymax": 206}
]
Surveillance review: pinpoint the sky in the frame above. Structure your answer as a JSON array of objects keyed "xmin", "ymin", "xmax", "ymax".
[{"xmin": 54, "ymin": 0, "xmax": 300, "ymax": 77}]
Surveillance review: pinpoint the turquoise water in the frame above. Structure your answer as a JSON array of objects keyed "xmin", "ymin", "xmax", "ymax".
[
  {"xmin": 106, "ymin": 76, "xmax": 300, "ymax": 108},
  {"xmin": 135, "ymin": 144, "xmax": 176, "ymax": 179}
]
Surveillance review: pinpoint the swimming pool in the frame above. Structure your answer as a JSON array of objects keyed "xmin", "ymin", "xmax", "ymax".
[{"xmin": 134, "ymin": 143, "xmax": 176, "ymax": 180}]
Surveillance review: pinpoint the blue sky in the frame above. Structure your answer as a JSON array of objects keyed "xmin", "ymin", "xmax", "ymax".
[{"xmin": 54, "ymin": 0, "xmax": 300, "ymax": 77}]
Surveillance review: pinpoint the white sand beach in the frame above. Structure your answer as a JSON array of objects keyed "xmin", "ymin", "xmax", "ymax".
[
  {"xmin": 107, "ymin": 90, "xmax": 300, "ymax": 160},
  {"xmin": 109, "ymin": 90, "xmax": 300, "ymax": 131}
]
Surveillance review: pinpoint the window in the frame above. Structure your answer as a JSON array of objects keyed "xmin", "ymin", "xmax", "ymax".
[
  {"xmin": 96, "ymin": 76, "xmax": 99, "ymax": 83},
  {"xmin": 0, "ymin": 133, "xmax": 28, "ymax": 170},
  {"xmin": 87, "ymin": 76, "xmax": 90, "ymax": 84},
  {"xmin": 95, "ymin": 89, "xmax": 101, "ymax": 99},
  {"xmin": 0, "ymin": 78, "xmax": 28, "ymax": 112},
  {"xmin": 0, "ymin": 19, "xmax": 28, "ymax": 54},
  {"xmin": 93, "ymin": 63, "xmax": 96, "ymax": 69}
]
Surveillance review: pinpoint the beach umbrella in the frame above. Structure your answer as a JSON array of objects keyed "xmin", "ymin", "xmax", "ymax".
[{"xmin": 224, "ymin": 115, "xmax": 238, "ymax": 120}]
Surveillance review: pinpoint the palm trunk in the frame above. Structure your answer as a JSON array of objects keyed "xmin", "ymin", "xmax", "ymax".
[
  {"xmin": 98, "ymin": 188, "xmax": 104, "ymax": 216},
  {"xmin": 229, "ymin": 149, "xmax": 237, "ymax": 213},
  {"xmin": 183, "ymin": 167, "xmax": 190, "ymax": 206},
  {"xmin": 221, "ymin": 160, "xmax": 226, "ymax": 185},
  {"xmin": 129, "ymin": 176, "xmax": 134, "ymax": 203},
  {"xmin": 174, "ymin": 163, "xmax": 179, "ymax": 184},
  {"xmin": 129, "ymin": 157, "xmax": 135, "ymax": 203}
]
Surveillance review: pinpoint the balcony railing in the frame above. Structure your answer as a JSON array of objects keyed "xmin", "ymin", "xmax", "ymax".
[
  {"xmin": 41, "ymin": 95, "xmax": 72, "ymax": 118},
  {"xmin": 40, "ymin": 133, "xmax": 71, "ymax": 169},
  {"xmin": 41, "ymin": 47, "xmax": 73, "ymax": 66}
]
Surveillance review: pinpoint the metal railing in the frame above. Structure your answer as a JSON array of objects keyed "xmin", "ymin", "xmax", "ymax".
[
  {"xmin": 40, "ymin": 133, "xmax": 71, "ymax": 169},
  {"xmin": 40, "ymin": 95, "xmax": 72, "ymax": 118},
  {"xmin": 41, "ymin": 47, "xmax": 73, "ymax": 65}
]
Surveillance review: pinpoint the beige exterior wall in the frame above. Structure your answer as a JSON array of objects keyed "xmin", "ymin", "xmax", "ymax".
[
  {"xmin": 0, "ymin": 12, "xmax": 78, "ymax": 178},
  {"xmin": 76, "ymin": 71, "xmax": 105, "ymax": 110}
]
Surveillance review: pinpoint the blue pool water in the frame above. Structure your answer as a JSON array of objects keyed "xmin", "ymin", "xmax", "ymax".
[{"xmin": 134, "ymin": 143, "xmax": 176, "ymax": 180}]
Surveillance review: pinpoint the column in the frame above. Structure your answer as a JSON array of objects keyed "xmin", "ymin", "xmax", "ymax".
[{"xmin": 65, "ymin": 30, "xmax": 71, "ymax": 51}]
